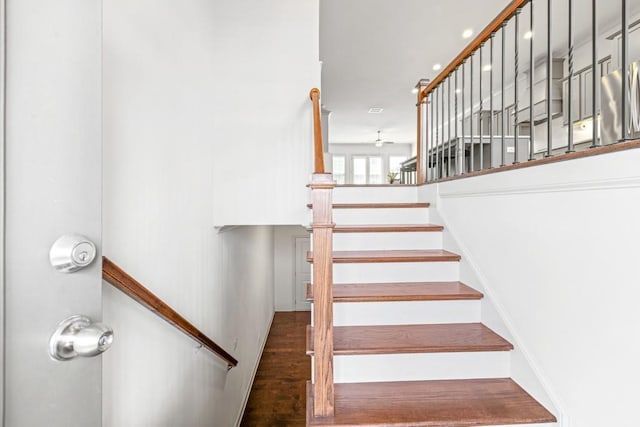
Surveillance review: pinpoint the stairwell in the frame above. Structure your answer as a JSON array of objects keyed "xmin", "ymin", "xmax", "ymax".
[{"xmin": 306, "ymin": 185, "xmax": 557, "ymax": 426}]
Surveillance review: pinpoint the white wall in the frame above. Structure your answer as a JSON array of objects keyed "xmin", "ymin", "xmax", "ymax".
[
  {"xmin": 274, "ymin": 226, "xmax": 310, "ymax": 311},
  {"xmin": 208, "ymin": 1, "xmax": 320, "ymax": 226},
  {"xmin": 102, "ymin": 227, "xmax": 274, "ymax": 427},
  {"xmin": 103, "ymin": 0, "xmax": 319, "ymax": 425},
  {"xmin": 418, "ymin": 147, "xmax": 640, "ymax": 427}
]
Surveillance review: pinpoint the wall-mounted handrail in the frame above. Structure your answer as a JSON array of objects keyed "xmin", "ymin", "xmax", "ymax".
[
  {"xmin": 102, "ymin": 257, "xmax": 238, "ymax": 369},
  {"xmin": 419, "ymin": 0, "xmax": 528, "ymax": 102},
  {"xmin": 310, "ymin": 88, "xmax": 325, "ymax": 174}
]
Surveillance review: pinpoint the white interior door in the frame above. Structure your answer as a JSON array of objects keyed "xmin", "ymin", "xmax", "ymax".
[
  {"xmin": 295, "ymin": 237, "xmax": 311, "ymax": 311},
  {"xmin": 2, "ymin": 1, "xmax": 104, "ymax": 425}
]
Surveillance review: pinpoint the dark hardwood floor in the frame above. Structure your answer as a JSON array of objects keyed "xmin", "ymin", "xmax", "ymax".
[{"xmin": 241, "ymin": 311, "xmax": 310, "ymax": 426}]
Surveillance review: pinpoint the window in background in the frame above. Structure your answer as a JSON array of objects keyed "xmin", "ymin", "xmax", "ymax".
[
  {"xmin": 332, "ymin": 155, "xmax": 346, "ymax": 184},
  {"xmin": 352, "ymin": 157, "xmax": 367, "ymax": 184},
  {"xmin": 352, "ymin": 156, "xmax": 382, "ymax": 184},
  {"xmin": 369, "ymin": 157, "xmax": 383, "ymax": 184}
]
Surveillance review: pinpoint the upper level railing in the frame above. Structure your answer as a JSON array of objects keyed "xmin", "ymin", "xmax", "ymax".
[
  {"xmin": 102, "ymin": 257, "xmax": 238, "ymax": 369},
  {"xmin": 416, "ymin": 0, "xmax": 640, "ymax": 184}
]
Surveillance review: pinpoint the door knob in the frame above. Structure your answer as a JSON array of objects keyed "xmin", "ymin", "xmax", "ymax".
[
  {"xmin": 49, "ymin": 234, "xmax": 97, "ymax": 273},
  {"xmin": 49, "ymin": 315, "xmax": 113, "ymax": 361}
]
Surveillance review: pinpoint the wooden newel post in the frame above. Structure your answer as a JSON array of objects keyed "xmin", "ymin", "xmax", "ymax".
[
  {"xmin": 310, "ymin": 172, "xmax": 335, "ymax": 418},
  {"xmin": 416, "ymin": 79, "xmax": 430, "ymax": 185}
]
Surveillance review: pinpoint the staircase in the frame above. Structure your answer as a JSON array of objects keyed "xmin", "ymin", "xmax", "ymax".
[{"xmin": 306, "ymin": 185, "xmax": 556, "ymax": 426}]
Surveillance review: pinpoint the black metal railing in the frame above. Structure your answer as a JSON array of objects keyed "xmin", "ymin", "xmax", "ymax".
[{"xmin": 417, "ymin": 0, "xmax": 639, "ymax": 183}]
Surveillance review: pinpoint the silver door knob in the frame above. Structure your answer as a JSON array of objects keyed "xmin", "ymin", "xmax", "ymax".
[
  {"xmin": 49, "ymin": 234, "xmax": 97, "ymax": 273},
  {"xmin": 49, "ymin": 315, "xmax": 113, "ymax": 361}
]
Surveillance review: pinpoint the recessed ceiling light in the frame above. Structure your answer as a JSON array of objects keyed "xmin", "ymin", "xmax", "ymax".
[
  {"xmin": 482, "ymin": 64, "xmax": 492, "ymax": 72},
  {"xmin": 523, "ymin": 31, "xmax": 533, "ymax": 40},
  {"xmin": 462, "ymin": 29, "xmax": 474, "ymax": 39},
  {"xmin": 455, "ymin": 89, "xmax": 462, "ymax": 94},
  {"xmin": 368, "ymin": 107, "xmax": 384, "ymax": 114},
  {"xmin": 432, "ymin": 63, "xmax": 442, "ymax": 71},
  {"xmin": 411, "ymin": 87, "xmax": 419, "ymax": 94}
]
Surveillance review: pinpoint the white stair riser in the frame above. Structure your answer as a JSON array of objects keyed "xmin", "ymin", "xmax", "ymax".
[
  {"xmin": 333, "ymin": 186, "xmax": 418, "ymax": 204},
  {"xmin": 332, "ymin": 261, "xmax": 459, "ymax": 283},
  {"xmin": 316, "ymin": 352, "xmax": 510, "ymax": 383},
  {"xmin": 333, "ymin": 208, "xmax": 430, "ymax": 225},
  {"xmin": 332, "ymin": 231, "xmax": 442, "ymax": 251},
  {"xmin": 330, "ymin": 300, "xmax": 480, "ymax": 326}
]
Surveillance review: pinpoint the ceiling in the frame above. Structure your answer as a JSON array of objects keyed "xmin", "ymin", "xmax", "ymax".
[
  {"xmin": 319, "ymin": 0, "xmax": 638, "ymax": 145},
  {"xmin": 320, "ymin": 0, "xmax": 513, "ymax": 144}
]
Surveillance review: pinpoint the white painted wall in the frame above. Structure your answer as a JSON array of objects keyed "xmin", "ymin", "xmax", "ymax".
[
  {"xmin": 103, "ymin": 0, "xmax": 319, "ymax": 425},
  {"xmin": 418, "ymin": 147, "xmax": 640, "ymax": 427},
  {"xmin": 102, "ymin": 226, "xmax": 274, "ymax": 427},
  {"xmin": 207, "ymin": 1, "xmax": 320, "ymax": 226},
  {"xmin": 274, "ymin": 226, "xmax": 310, "ymax": 311}
]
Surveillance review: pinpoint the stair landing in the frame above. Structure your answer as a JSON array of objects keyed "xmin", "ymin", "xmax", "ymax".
[{"xmin": 306, "ymin": 378, "xmax": 557, "ymax": 426}]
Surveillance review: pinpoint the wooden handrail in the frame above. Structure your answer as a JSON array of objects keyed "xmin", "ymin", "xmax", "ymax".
[
  {"xmin": 102, "ymin": 256, "xmax": 238, "ymax": 369},
  {"xmin": 310, "ymin": 88, "xmax": 325, "ymax": 173},
  {"xmin": 420, "ymin": 0, "xmax": 528, "ymax": 101}
]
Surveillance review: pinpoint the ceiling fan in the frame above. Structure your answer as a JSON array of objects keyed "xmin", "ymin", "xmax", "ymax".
[{"xmin": 374, "ymin": 130, "xmax": 394, "ymax": 147}]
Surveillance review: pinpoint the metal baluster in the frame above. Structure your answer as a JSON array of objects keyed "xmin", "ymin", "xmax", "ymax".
[
  {"xmin": 501, "ymin": 23, "xmax": 507, "ymax": 166},
  {"xmin": 546, "ymin": 0, "xmax": 553, "ymax": 157},
  {"xmin": 566, "ymin": 0, "xmax": 575, "ymax": 152},
  {"xmin": 421, "ymin": 96, "xmax": 427, "ymax": 184},
  {"xmin": 455, "ymin": 67, "xmax": 459, "ymax": 175},
  {"xmin": 479, "ymin": 43, "xmax": 484, "ymax": 170},
  {"xmin": 461, "ymin": 61, "xmax": 466, "ymax": 173},
  {"xmin": 514, "ymin": 9, "xmax": 521, "ymax": 164},
  {"xmin": 529, "ymin": 0, "xmax": 536, "ymax": 160},
  {"xmin": 430, "ymin": 93, "xmax": 434, "ymax": 181},
  {"xmin": 621, "ymin": 0, "xmax": 629, "ymax": 142},
  {"xmin": 490, "ymin": 34, "xmax": 495, "ymax": 168},
  {"xmin": 435, "ymin": 86, "xmax": 439, "ymax": 179},
  {"xmin": 590, "ymin": 0, "xmax": 599, "ymax": 147},
  {"xmin": 448, "ymin": 75, "xmax": 452, "ymax": 177},
  {"xmin": 440, "ymin": 80, "xmax": 446, "ymax": 178},
  {"xmin": 470, "ymin": 51, "xmax": 475, "ymax": 172}
]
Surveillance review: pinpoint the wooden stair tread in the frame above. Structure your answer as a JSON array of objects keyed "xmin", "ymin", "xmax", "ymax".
[
  {"xmin": 306, "ymin": 323, "xmax": 513, "ymax": 355},
  {"xmin": 306, "ymin": 249, "xmax": 461, "ymax": 263},
  {"xmin": 334, "ymin": 224, "xmax": 443, "ymax": 233},
  {"xmin": 306, "ymin": 378, "xmax": 557, "ymax": 426},
  {"xmin": 306, "ymin": 281, "xmax": 483, "ymax": 302},
  {"xmin": 307, "ymin": 202, "xmax": 430, "ymax": 209}
]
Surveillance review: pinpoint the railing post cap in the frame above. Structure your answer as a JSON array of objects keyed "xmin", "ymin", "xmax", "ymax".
[{"xmin": 309, "ymin": 88, "xmax": 320, "ymax": 100}]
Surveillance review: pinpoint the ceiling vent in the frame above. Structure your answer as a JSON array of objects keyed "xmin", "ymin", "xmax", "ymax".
[{"xmin": 368, "ymin": 107, "xmax": 384, "ymax": 114}]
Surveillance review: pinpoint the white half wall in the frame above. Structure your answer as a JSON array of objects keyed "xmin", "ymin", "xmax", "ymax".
[{"xmin": 418, "ymin": 147, "xmax": 640, "ymax": 427}]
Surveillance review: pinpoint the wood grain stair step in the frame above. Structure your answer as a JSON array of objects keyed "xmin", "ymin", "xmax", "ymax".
[
  {"xmin": 306, "ymin": 378, "xmax": 557, "ymax": 426},
  {"xmin": 333, "ymin": 224, "xmax": 443, "ymax": 233},
  {"xmin": 306, "ymin": 249, "xmax": 461, "ymax": 263},
  {"xmin": 307, "ymin": 202, "xmax": 430, "ymax": 209},
  {"xmin": 306, "ymin": 323, "xmax": 513, "ymax": 356},
  {"xmin": 306, "ymin": 281, "xmax": 483, "ymax": 302}
]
